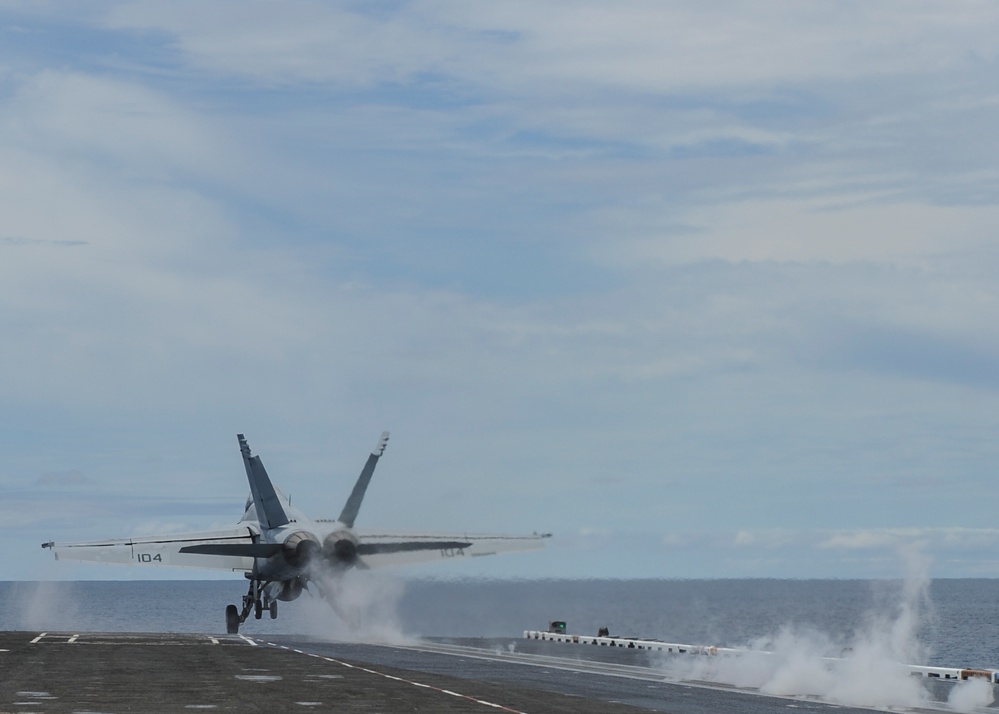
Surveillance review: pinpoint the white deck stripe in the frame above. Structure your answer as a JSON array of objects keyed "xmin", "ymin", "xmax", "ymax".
[{"xmin": 249, "ymin": 638, "xmax": 529, "ymax": 714}]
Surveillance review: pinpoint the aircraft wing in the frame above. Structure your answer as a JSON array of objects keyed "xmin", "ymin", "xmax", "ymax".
[
  {"xmin": 41, "ymin": 527, "xmax": 258, "ymax": 572},
  {"xmin": 354, "ymin": 530, "xmax": 549, "ymax": 568}
]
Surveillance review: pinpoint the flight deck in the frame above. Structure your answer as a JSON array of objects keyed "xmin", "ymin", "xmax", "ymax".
[
  {"xmin": 0, "ymin": 631, "xmax": 660, "ymax": 713},
  {"xmin": 0, "ymin": 630, "xmax": 946, "ymax": 713}
]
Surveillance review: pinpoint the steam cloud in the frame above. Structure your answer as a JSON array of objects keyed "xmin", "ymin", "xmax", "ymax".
[
  {"xmin": 290, "ymin": 569, "xmax": 414, "ymax": 645},
  {"xmin": 12, "ymin": 581, "xmax": 87, "ymax": 631},
  {"xmin": 948, "ymin": 676, "xmax": 995, "ymax": 712},
  {"xmin": 656, "ymin": 549, "xmax": 988, "ymax": 710}
]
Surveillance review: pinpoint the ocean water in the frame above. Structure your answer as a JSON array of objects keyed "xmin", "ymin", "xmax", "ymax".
[{"xmin": 2, "ymin": 577, "xmax": 998, "ymax": 670}]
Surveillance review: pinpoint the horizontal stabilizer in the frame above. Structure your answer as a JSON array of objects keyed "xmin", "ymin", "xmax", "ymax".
[
  {"xmin": 357, "ymin": 540, "xmax": 472, "ymax": 555},
  {"xmin": 179, "ymin": 543, "xmax": 283, "ymax": 558}
]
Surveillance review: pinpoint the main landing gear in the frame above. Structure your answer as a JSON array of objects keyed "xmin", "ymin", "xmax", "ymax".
[{"xmin": 225, "ymin": 577, "xmax": 278, "ymax": 634}]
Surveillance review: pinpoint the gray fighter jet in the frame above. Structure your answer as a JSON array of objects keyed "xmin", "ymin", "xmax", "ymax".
[{"xmin": 43, "ymin": 432, "xmax": 548, "ymax": 633}]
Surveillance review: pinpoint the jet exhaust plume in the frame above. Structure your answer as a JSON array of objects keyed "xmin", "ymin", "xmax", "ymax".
[{"xmin": 287, "ymin": 564, "xmax": 415, "ymax": 645}]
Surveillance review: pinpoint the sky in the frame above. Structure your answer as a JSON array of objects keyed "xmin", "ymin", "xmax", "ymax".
[{"xmin": 3, "ymin": 1, "xmax": 999, "ymax": 581}]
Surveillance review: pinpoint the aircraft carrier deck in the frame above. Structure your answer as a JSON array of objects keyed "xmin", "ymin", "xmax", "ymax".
[{"xmin": 0, "ymin": 630, "xmax": 962, "ymax": 713}]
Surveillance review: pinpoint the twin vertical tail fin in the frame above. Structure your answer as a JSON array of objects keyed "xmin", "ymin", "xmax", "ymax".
[
  {"xmin": 237, "ymin": 431, "xmax": 389, "ymax": 531},
  {"xmin": 238, "ymin": 434, "xmax": 290, "ymax": 529},
  {"xmin": 337, "ymin": 431, "xmax": 390, "ymax": 528}
]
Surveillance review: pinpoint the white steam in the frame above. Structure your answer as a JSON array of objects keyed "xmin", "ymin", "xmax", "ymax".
[
  {"xmin": 948, "ymin": 676, "xmax": 995, "ymax": 712},
  {"xmin": 659, "ymin": 548, "xmax": 942, "ymax": 709},
  {"xmin": 292, "ymin": 569, "xmax": 414, "ymax": 644},
  {"xmin": 12, "ymin": 581, "xmax": 87, "ymax": 631}
]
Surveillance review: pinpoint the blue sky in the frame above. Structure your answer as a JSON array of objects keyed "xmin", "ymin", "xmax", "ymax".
[{"xmin": 4, "ymin": 1, "xmax": 999, "ymax": 580}]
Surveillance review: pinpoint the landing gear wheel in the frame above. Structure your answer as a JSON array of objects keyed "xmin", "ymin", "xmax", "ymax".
[
  {"xmin": 269, "ymin": 600, "xmax": 278, "ymax": 619},
  {"xmin": 226, "ymin": 604, "xmax": 239, "ymax": 634},
  {"xmin": 235, "ymin": 577, "xmax": 270, "ymax": 632}
]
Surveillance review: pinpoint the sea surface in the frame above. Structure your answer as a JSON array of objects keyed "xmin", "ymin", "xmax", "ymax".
[{"xmin": 2, "ymin": 577, "xmax": 998, "ymax": 669}]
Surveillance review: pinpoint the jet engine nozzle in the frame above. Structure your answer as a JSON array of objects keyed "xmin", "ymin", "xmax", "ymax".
[
  {"xmin": 323, "ymin": 531, "xmax": 359, "ymax": 569},
  {"xmin": 282, "ymin": 531, "xmax": 321, "ymax": 568},
  {"xmin": 277, "ymin": 577, "xmax": 305, "ymax": 602}
]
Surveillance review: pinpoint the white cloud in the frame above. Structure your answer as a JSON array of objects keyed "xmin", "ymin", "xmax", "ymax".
[
  {"xmin": 3, "ymin": 71, "xmax": 232, "ymax": 178},
  {"xmin": 734, "ymin": 530, "xmax": 800, "ymax": 549},
  {"xmin": 103, "ymin": 1, "xmax": 460, "ymax": 87},
  {"xmin": 594, "ymin": 198, "xmax": 999, "ymax": 267},
  {"xmin": 819, "ymin": 528, "xmax": 999, "ymax": 551},
  {"xmin": 102, "ymin": 2, "xmax": 999, "ymax": 92},
  {"xmin": 820, "ymin": 530, "xmax": 918, "ymax": 550}
]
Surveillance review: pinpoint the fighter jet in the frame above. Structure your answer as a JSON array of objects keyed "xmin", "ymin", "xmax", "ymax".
[{"xmin": 42, "ymin": 432, "xmax": 548, "ymax": 633}]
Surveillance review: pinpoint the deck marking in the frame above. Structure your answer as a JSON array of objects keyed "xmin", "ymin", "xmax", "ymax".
[
  {"xmin": 29, "ymin": 633, "xmax": 47, "ymax": 644},
  {"xmin": 238, "ymin": 634, "xmax": 258, "ymax": 646},
  {"xmin": 235, "ymin": 674, "xmax": 282, "ymax": 682},
  {"xmin": 67, "ymin": 634, "xmax": 79, "ymax": 643},
  {"xmin": 16, "ymin": 691, "xmax": 56, "ymax": 699},
  {"xmin": 260, "ymin": 641, "xmax": 529, "ymax": 714},
  {"xmin": 208, "ymin": 636, "xmax": 219, "ymax": 645}
]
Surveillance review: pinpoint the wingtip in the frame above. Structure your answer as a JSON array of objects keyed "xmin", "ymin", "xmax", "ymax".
[{"xmin": 373, "ymin": 431, "xmax": 389, "ymax": 456}]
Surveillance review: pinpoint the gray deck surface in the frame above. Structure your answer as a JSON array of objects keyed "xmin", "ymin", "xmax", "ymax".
[{"xmin": 0, "ymin": 631, "xmax": 944, "ymax": 713}]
